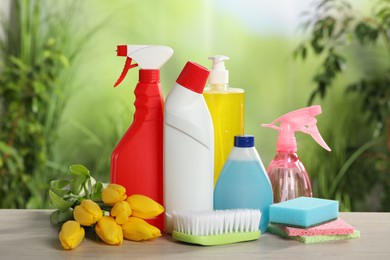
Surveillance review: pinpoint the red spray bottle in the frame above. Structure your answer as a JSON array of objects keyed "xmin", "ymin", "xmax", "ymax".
[{"xmin": 111, "ymin": 45, "xmax": 173, "ymax": 231}]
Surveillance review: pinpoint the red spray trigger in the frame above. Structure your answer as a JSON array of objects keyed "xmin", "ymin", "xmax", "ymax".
[
  {"xmin": 114, "ymin": 57, "xmax": 138, "ymax": 87},
  {"xmin": 114, "ymin": 47, "xmax": 139, "ymax": 88}
]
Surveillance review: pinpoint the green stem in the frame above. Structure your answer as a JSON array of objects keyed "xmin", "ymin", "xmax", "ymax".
[
  {"xmin": 329, "ymin": 137, "xmax": 383, "ymax": 197},
  {"xmin": 84, "ymin": 180, "xmax": 91, "ymax": 199},
  {"xmin": 94, "ymin": 201, "xmax": 112, "ymax": 212}
]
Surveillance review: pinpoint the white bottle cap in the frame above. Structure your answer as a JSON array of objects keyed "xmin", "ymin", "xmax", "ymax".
[{"xmin": 208, "ymin": 55, "xmax": 229, "ymax": 84}]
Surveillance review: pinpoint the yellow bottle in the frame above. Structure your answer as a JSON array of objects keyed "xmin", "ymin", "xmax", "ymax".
[{"xmin": 203, "ymin": 56, "xmax": 244, "ymax": 186}]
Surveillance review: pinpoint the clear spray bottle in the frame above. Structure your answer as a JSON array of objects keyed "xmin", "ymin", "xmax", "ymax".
[{"xmin": 261, "ymin": 105, "xmax": 331, "ymax": 203}]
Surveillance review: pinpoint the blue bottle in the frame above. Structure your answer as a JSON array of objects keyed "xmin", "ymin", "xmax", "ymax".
[{"xmin": 214, "ymin": 135, "xmax": 273, "ymax": 233}]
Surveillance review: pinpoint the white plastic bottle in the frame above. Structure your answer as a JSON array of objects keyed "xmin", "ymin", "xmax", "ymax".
[{"xmin": 164, "ymin": 61, "xmax": 213, "ymax": 233}]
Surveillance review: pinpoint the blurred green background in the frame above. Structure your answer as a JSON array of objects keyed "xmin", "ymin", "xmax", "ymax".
[{"xmin": 1, "ymin": 0, "xmax": 389, "ymax": 211}]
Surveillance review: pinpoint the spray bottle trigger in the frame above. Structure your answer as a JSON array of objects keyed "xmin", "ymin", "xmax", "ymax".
[
  {"xmin": 261, "ymin": 123, "xmax": 280, "ymax": 131},
  {"xmin": 301, "ymin": 124, "xmax": 331, "ymax": 151},
  {"xmin": 114, "ymin": 57, "xmax": 138, "ymax": 87}
]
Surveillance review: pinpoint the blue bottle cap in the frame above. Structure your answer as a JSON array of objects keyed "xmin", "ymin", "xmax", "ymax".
[{"xmin": 234, "ymin": 135, "xmax": 254, "ymax": 147}]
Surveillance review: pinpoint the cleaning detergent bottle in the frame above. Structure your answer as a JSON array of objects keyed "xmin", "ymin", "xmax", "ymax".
[
  {"xmin": 164, "ymin": 61, "xmax": 213, "ymax": 233},
  {"xmin": 261, "ymin": 105, "xmax": 331, "ymax": 203},
  {"xmin": 111, "ymin": 45, "xmax": 173, "ymax": 231},
  {"xmin": 203, "ymin": 55, "xmax": 245, "ymax": 186},
  {"xmin": 214, "ymin": 135, "xmax": 273, "ymax": 234}
]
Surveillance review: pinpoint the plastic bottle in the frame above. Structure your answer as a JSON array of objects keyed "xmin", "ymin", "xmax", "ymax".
[
  {"xmin": 214, "ymin": 135, "xmax": 273, "ymax": 234},
  {"xmin": 261, "ymin": 105, "xmax": 331, "ymax": 203},
  {"xmin": 203, "ymin": 55, "xmax": 245, "ymax": 186},
  {"xmin": 164, "ymin": 61, "xmax": 213, "ymax": 233},
  {"xmin": 111, "ymin": 45, "xmax": 173, "ymax": 231}
]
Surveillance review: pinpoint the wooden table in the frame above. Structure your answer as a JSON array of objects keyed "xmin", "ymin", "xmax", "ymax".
[{"xmin": 0, "ymin": 210, "xmax": 389, "ymax": 259}]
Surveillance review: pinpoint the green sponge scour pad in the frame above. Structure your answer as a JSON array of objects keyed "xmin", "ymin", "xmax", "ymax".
[
  {"xmin": 268, "ymin": 224, "xmax": 360, "ymax": 244},
  {"xmin": 269, "ymin": 197, "xmax": 339, "ymax": 228}
]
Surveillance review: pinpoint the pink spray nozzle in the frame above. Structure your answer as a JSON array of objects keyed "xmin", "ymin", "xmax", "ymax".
[{"xmin": 261, "ymin": 105, "xmax": 331, "ymax": 152}]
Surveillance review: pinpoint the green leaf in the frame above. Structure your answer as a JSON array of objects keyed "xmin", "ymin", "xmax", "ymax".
[
  {"xmin": 50, "ymin": 179, "xmax": 71, "ymax": 189},
  {"xmin": 9, "ymin": 56, "xmax": 28, "ymax": 71},
  {"xmin": 375, "ymin": 4, "xmax": 390, "ymax": 23},
  {"xmin": 49, "ymin": 190, "xmax": 74, "ymax": 212},
  {"xmin": 308, "ymin": 89, "xmax": 319, "ymax": 105},
  {"xmin": 293, "ymin": 44, "xmax": 308, "ymax": 60},
  {"xmin": 50, "ymin": 208, "xmax": 74, "ymax": 226},
  {"xmin": 50, "ymin": 179, "xmax": 71, "ymax": 197},
  {"xmin": 91, "ymin": 181, "xmax": 104, "ymax": 201},
  {"xmin": 323, "ymin": 16, "xmax": 336, "ymax": 37},
  {"xmin": 69, "ymin": 164, "xmax": 90, "ymax": 177},
  {"xmin": 69, "ymin": 164, "xmax": 90, "ymax": 195},
  {"xmin": 354, "ymin": 22, "xmax": 379, "ymax": 44},
  {"xmin": 50, "ymin": 210, "xmax": 61, "ymax": 226},
  {"xmin": 310, "ymin": 36, "xmax": 324, "ymax": 54},
  {"xmin": 71, "ymin": 176, "xmax": 86, "ymax": 195}
]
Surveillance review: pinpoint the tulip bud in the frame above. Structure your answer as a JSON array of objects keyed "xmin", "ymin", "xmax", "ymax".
[
  {"xmin": 95, "ymin": 216, "xmax": 123, "ymax": 246},
  {"xmin": 126, "ymin": 194, "xmax": 164, "ymax": 219},
  {"xmin": 73, "ymin": 199, "xmax": 102, "ymax": 226},
  {"xmin": 122, "ymin": 217, "xmax": 161, "ymax": 241},
  {"xmin": 111, "ymin": 201, "xmax": 132, "ymax": 225},
  {"xmin": 102, "ymin": 184, "xmax": 127, "ymax": 205},
  {"xmin": 59, "ymin": 220, "xmax": 85, "ymax": 250}
]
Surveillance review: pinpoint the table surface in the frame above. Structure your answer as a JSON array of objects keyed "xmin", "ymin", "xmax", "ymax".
[{"xmin": 0, "ymin": 210, "xmax": 389, "ymax": 259}]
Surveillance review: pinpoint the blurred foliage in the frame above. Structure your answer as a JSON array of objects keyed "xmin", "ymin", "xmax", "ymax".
[
  {"xmin": 0, "ymin": 0, "xmax": 88, "ymax": 208},
  {"xmin": 55, "ymin": 0, "xmax": 306, "ymax": 182},
  {"xmin": 295, "ymin": 0, "xmax": 390, "ymax": 211}
]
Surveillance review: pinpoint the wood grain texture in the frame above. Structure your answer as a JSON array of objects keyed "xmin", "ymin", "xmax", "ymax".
[{"xmin": 0, "ymin": 210, "xmax": 389, "ymax": 259}]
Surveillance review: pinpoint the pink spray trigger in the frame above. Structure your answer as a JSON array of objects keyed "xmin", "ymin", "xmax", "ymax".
[
  {"xmin": 261, "ymin": 105, "xmax": 331, "ymax": 152},
  {"xmin": 114, "ymin": 57, "xmax": 138, "ymax": 87}
]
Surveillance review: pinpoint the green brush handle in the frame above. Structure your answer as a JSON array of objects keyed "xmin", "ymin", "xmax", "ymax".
[{"xmin": 172, "ymin": 230, "xmax": 261, "ymax": 246}]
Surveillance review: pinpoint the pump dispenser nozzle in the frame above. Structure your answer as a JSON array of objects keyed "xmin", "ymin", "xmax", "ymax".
[
  {"xmin": 208, "ymin": 55, "xmax": 229, "ymax": 85},
  {"xmin": 261, "ymin": 105, "xmax": 331, "ymax": 152}
]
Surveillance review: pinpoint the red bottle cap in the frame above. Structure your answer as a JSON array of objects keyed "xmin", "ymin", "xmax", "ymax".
[
  {"xmin": 176, "ymin": 61, "xmax": 210, "ymax": 94},
  {"xmin": 140, "ymin": 69, "xmax": 160, "ymax": 83}
]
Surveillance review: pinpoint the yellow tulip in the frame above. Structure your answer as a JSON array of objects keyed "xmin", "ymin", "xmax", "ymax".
[
  {"xmin": 122, "ymin": 217, "xmax": 161, "ymax": 241},
  {"xmin": 95, "ymin": 216, "xmax": 123, "ymax": 246},
  {"xmin": 73, "ymin": 199, "xmax": 102, "ymax": 226},
  {"xmin": 126, "ymin": 194, "xmax": 164, "ymax": 219},
  {"xmin": 102, "ymin": 184, "xmax": 127, "ymax": 205},
  {"xmin": 111, "ymin": 201, "xmax": 132, "ymax": 225},
  {"xmin": 59, "ymin": 220, "xmax": 85, "ymax": 250}
]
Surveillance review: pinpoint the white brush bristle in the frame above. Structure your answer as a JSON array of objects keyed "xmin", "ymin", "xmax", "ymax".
[{"xmin": 172, "ymin": 209, "xmax": 261, "ymax": 236}]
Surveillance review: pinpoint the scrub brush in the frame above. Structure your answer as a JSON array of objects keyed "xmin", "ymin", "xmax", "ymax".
[{"xmin": 172, "ymin": 209, "xmax": 261, "ymax": 246}]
